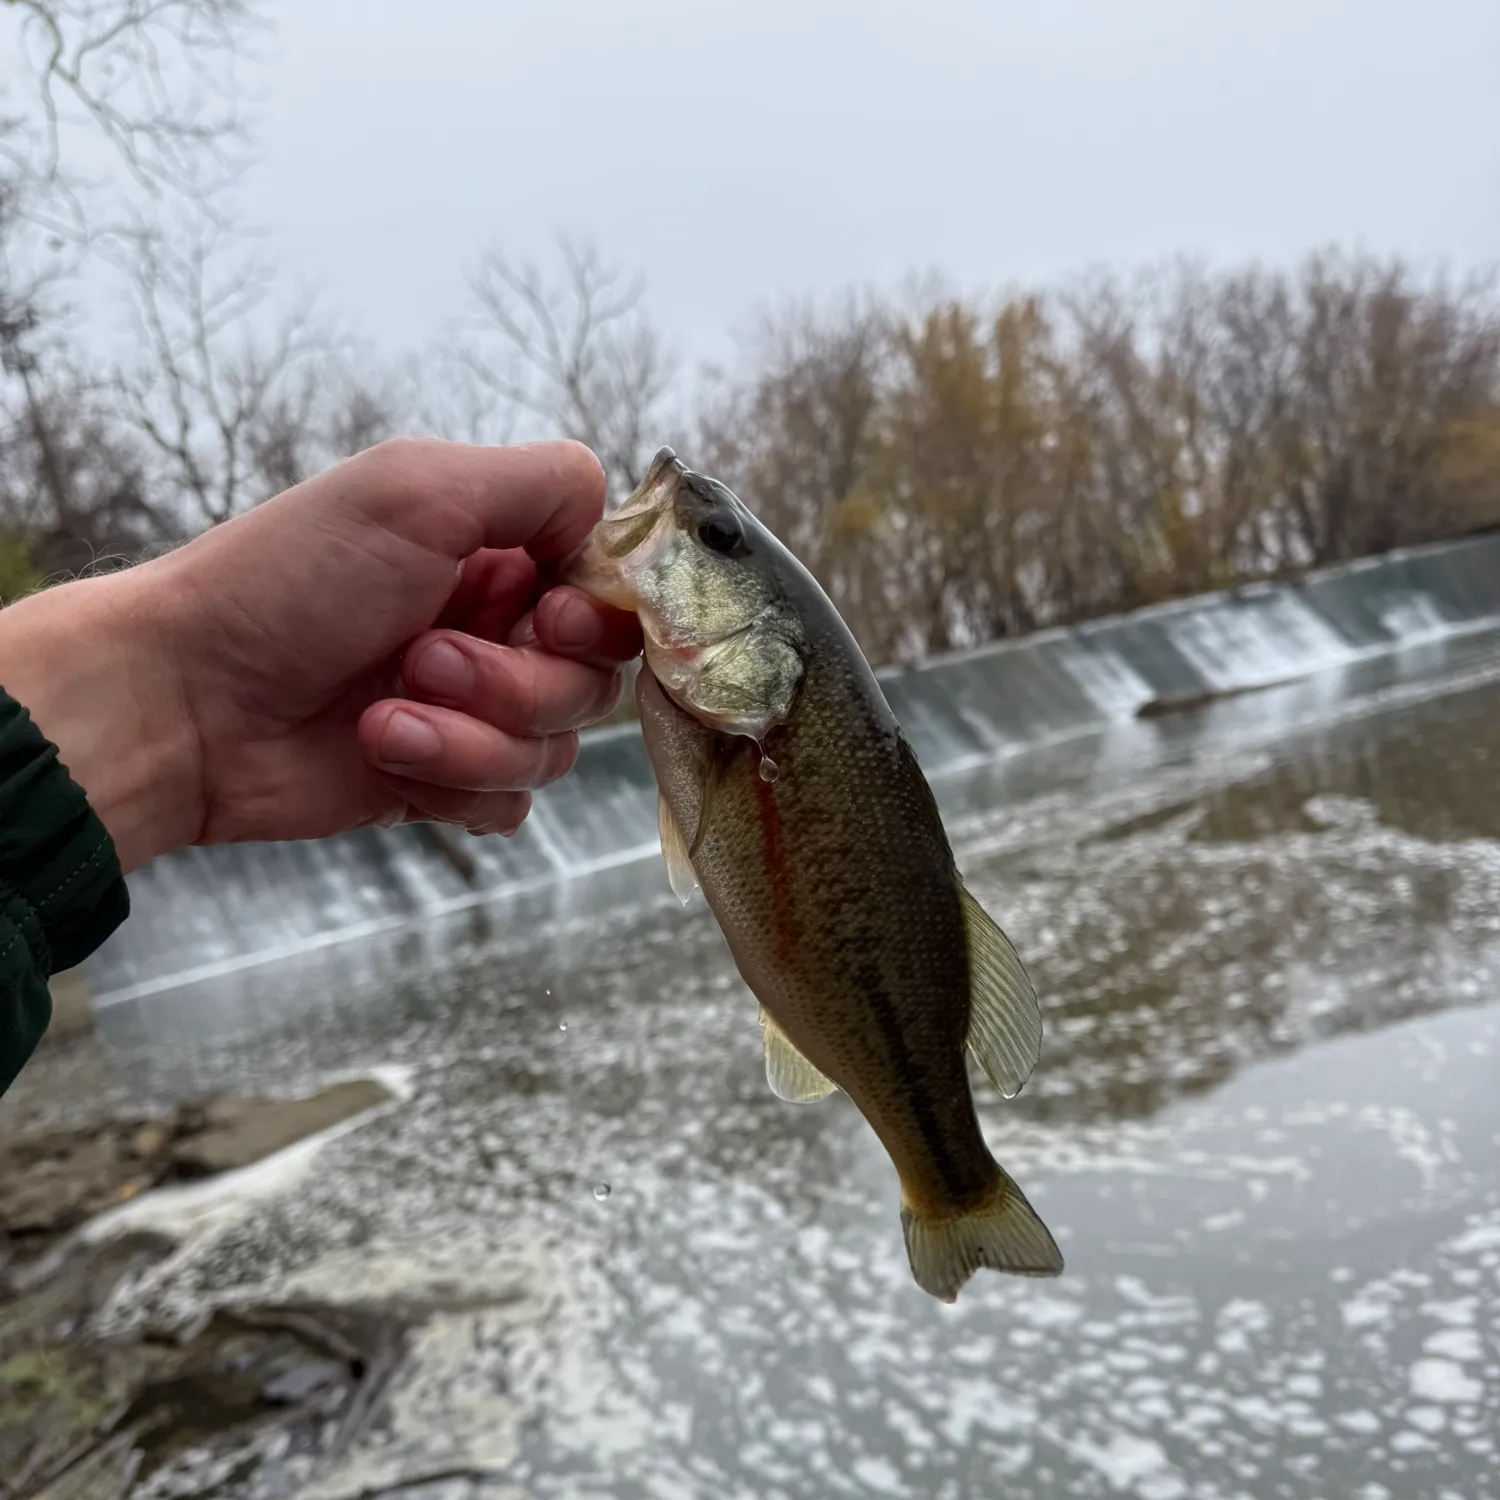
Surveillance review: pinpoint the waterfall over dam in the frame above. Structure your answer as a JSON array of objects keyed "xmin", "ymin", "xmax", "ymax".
[{"xmin": 86, "ymin": 533, "xmax": 1500, "ymax": 1004}]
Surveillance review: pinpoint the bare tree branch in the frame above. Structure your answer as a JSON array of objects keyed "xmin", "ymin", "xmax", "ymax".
[
  {"xmin": 1, "ymin": 0, "xmax": 264, "ymax": 239},
  {"xmin": 466, "ymin": 236, "xmax": 675, "ymax": 498},
  {"xmin": 109, "ymin": 223, "xmax": 372, "ymax": 527}
]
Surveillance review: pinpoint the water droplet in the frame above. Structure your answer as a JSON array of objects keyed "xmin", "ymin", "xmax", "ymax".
[
  {"xmin": 557, "ymin": 1021, "xmax": 568, "ymax": 1032},
  {"xmin": 593, "ymin": 1182, "xmax": 612, "ymax": 1201},
  {"xmin": 544, "ymin": 988, "xmax": 551, "ymax": 996},
  {"xmin": 758, "ymin": 754, "xmax": 780, "ymax": 783}
]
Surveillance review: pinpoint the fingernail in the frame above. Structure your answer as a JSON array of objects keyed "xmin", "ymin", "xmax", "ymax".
[
  {"xmin": 412, "ymin": 640, "xmax": 471, "ymax": 699},
  {"xmin": 509, "ymin": 612, "xmax": 538, "ymax": 649},
  {"xmin": 553, "ymin": 596, "xmax": 601, "ymax": 651},
  {"xmin": 380, "ymin": 709, "xmax": 441, "ymax": 765}
]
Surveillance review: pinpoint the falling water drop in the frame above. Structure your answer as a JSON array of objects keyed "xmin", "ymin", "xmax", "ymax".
[
  {"xmin": 558, "ymin": 1021, "xmax": 568, "ymax": 1032},
  {"xmin": 593, "ymin": 1182, "xmax": 612, "ymax": 1201},
  {"xmin": 758, "ymin": 754, "xmax": 780, "ymax": 783}
]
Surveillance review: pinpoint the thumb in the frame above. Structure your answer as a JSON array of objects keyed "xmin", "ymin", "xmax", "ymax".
[{"xmin": 312, "ymin": 438, "xmax": 609, "ymax": 563}]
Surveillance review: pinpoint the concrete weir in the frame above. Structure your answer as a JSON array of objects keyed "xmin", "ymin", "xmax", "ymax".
[{"xmin": 87, "ymin": 532, "xmax": 1500, "ymax": 1004}]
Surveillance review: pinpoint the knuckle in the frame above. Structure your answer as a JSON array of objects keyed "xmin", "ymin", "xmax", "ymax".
[
  {"xmin": 591, "ymin": 669, "xmax": 624, "ymax": 723},
  {"xmin": 546, "ymin": 731, "xmax": 580, "ymax": 782},
  {"xmin": 510, "ymin": 650, "xmax": 545, "ymax": 734},
  {"xmin": 441, "ymin": 788, "xmax": 485, "ymax": 820},
  {"xmin": 465, "ymin": 792, "xmax": 529, "ymax": 837},
  {"xmin": 498, "ymin": 792, "xmax": 532, "ymax": 836},
  {"xmin": 373, "ymin": 434, "xmax": 439, "ymax": 467},
  {"xmin": 359, "ymin": 437, "xmax": 462, "ymax": 510},
  {"xmin": 359, "ymin": 435, "xmax": 424, "ymax": 484}
]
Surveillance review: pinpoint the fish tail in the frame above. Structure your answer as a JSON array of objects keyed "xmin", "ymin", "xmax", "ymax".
[{"xmin": 900, "ymin": 1172, "xmax": 1064, "ymax": 1302}]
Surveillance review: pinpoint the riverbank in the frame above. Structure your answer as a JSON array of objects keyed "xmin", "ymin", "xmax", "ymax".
[{"xmin": 1, "ymin": 1066, "xmax": 404, "ymax": 1500}]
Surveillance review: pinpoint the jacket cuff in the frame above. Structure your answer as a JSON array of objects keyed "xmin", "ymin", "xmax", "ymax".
[{"xmin": 0, "ymin": 688, "xmax": 131, "ymax": 977}]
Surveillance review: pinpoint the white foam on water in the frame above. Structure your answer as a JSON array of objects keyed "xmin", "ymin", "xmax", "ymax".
[
  {"xmin": 1447, "ymin": 1220, "xmax": 1500, "ymax": 1255},
  {"xmin": 850, "ymin": 1455, "xmax": 906, "ymax": 1496},
  {"xmin": 1068, "ymin": 1431, "xmax": 1177, "ymax": 1493},
  {"xmin": 1424, "ymin": 1328, "xmax": 1482, "ymax": 1362},
  {"xmin": 1407, "ymin": 1405, "xmax": 1447, "ymax": 1433},
  {"xmin": 1409, "ymin": 1359, "xmax": 1484, "ymax": 1404},
  {"xmin": 1343, "ymin": 1293, "xmax": 1398, "ymax": 1330},
  {"xmin": 1421, "ymin": 1297, "xmax": 1478, "ymax": 1328}
]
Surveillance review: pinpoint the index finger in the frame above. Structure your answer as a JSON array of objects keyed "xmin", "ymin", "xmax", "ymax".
[{"xmin": 334, "ymin": 437, "xmax": 608, "ymax": 562}]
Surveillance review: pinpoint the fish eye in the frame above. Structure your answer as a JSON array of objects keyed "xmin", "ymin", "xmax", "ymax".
[{"xmin": 698, "ymin": 515, "xmax": 743, "ymax": 555}]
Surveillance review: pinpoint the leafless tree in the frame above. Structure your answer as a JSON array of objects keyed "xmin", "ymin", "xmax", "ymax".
[
  {"xmin": 111, "ymin": 225, "xmax": 384, "ymax": 526},
  {"xmin": 466, "ymin": 237, "xmax": 675, "ymax": 498},
  {"xmin": 693, "ymin": 253, "xmax": 1500, "ymax": 663},
  {"xmin": 697, "ymin": 294, "xmax": 894, "ymax": 639},
  {"xmin": 391, "ymin": 343, "xmax": 516, "ymax": 449},
  {"xmin": 0, "ymin": 136, "xmax": 167, "ymax": 579},
  {"xmin": 1, "ymin": 0, "xmax": 263, "ymax": 240}
]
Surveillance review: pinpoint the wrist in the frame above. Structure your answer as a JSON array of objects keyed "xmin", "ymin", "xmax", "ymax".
[{"xmin": 0, "ymin": 567, "xmax": 203, "ymax": 873}]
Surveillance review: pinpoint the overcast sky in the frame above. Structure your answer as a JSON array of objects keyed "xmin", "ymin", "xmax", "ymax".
[{"xmin": 129, "ymin": 0, "xmax": 1500, "ymax": 366}]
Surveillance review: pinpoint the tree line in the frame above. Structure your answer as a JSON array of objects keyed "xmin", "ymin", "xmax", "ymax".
[
  {"xmin": 3, "ymin": 2, "xmax": 1498, "ymax": 666},
  {"xmin": 698, "ymin": 259, "xmax": 1500, "ymax": 661}
]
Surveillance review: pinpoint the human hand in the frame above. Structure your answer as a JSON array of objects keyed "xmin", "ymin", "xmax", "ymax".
[{"xmin": 0, "ymin": 439, "xmax": 642, "ymax": 872}]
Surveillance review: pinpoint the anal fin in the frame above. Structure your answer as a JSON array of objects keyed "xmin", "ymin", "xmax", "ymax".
[
  {"xmin": 657, "ymin": 791, "xmax": 698, "ymax": 904},
  {"xmin": 960, "ymin": 883, "xmax": 1042, "ymax": 1099},
  {"xmin": 759, "ymin": 1007, "xmax": 837, "ymax": 1103}
]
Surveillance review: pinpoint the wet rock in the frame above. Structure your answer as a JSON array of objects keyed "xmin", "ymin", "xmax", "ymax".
[
  {"xmin": 41, "ymin": 970, "xmax": 96, "ymax": 1046},
  {"xmin": 1, "ymin": 1233, "xmax": 387, "ymax": 1500},
  {"xmin": 0, "ymin": 1130, "xmax": 159, "ymax": 1252},
  {"xmin": 0, "ymin": 1078, "xmax": 394, "ymax": 1259},
  {"xmin": 0, "ymin": 1235, "xmax": 177, "ymax": 1495},
  {"xmin": 1135, "ymin": 680, "xmax": 1277, "ymax": 718},
  {"xmin": 127, "ymin": 1121, "xmax": 172, "ymax": 1162},
  {"xmin": 1136, "ymin": 689, "xmax": 1221, "ymax": 718},
  {"xmin": 27, "ymin": 1429, "xmax": 142, "ymax": 1500},
  {"xmin": 261, "ymin": 1356, "xmax": 348, "ymax": 1407},
  {"xmin": 168, "ymin": 1079, "xmax": 391, "ymax": 1179}
]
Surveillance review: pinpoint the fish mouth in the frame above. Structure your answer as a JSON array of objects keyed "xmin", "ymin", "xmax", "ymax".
[{"xmin": 556, "ymin": 446, "xmax": 683, "ymax": 608}]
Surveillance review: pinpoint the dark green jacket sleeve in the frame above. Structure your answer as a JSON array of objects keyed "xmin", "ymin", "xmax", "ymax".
[{"xmin": 0, "ymin": 689, "xmax": 130, "ymax": 1097}]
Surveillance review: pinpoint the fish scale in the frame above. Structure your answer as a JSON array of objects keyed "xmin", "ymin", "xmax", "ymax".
[{"xmin": 564, "ymin": 446, "xmax": 1063, "ymax": 1301}]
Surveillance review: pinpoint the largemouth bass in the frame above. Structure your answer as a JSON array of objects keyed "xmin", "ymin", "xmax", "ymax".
[{"xmin": 562, "ymin": 447, "xmax": 1063, "ymax": 1301}]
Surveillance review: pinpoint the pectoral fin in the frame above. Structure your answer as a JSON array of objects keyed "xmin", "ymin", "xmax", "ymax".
[
  {"xmin": 637, "ymin": 664, "xmax": 716, "ymax": 856},
  {"xmin": 960, "ymin": 884, "xmax": 1042, "ymax": 1099},
  {"xmin": 759, "ymin": 1007, "xmax": 837, "ymax": 1103},
  {"xmin": 657, "ymin": 792, "xmax": 698, "ymax": 904}
]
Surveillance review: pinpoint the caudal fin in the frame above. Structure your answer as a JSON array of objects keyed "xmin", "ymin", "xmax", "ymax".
[{"xmin": 901, "ymin": 1176, "xmax": 1064, "ymax": 1302}]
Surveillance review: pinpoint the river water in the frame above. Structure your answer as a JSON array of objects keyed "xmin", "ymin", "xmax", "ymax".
[{"xmin": 80, "ymin": 624, "xmax": 1500, "ymax": 1500}]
